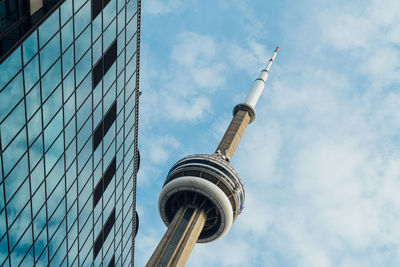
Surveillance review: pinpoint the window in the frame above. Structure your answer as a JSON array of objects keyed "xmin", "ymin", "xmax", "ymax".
[
  {"xmin": 93, "ymin": 100, "xmax": 116, "ymax": 151},
  {"xmin": 92, "ymin": 39, "xmax": 117, "ymax": 88},
  {"xmin": 92, "ymin": 0, "xmax": 112, "ymax": 20},
  {"xmin": 93, "ymin": 156, "xmax": 116, "ymax": 207},
  {"xmin": 93, "ymin": 208, "xmax": 115, "ymax": 258}
]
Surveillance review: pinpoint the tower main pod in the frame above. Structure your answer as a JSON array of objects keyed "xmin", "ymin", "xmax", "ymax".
[{"xmin": 147, "ymin": 47, "xmax": 279, "ymax": 266}]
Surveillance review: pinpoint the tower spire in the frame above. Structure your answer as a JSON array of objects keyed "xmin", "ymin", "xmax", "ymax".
[
  {"xmin": 147, "ymin": 47, "xmax": 278, "ymax": 267},
  {"xmin": 245, "ymin": 46, "xmax": 279, "ymax": 107},
  {"xmin": 216, "ymin": 47, "xmax": 279, "ymax": 160}
]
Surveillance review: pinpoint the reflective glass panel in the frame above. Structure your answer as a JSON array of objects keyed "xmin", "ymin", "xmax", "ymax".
[
  {"xmin": 61, "ymin": 19, "xmax": 74, "ymax": 52},
  {"xmin": 76, "ymin": 72, "xmax": 91, "ymax": 108},
  {"xmin": 27, "ymin": 108, "xmax": 42, "ymax": 145},
  {"xmin": 75, "ymin": 25, "xmax": 91, "ymax": 61},
  {"xmin": 32, "ymin": 182, "xmax": 45, "ymax": 216},
  {"xmin": 39, "ymin": 10, "xmax": 60, "ymax": 48},
  {"xmin": 75, "ymin": 51, "xmax": 91, "ymax": 85},
  {"xmin": 2, "ymin": 128, "xmax": 27, "ymax": 175},
  {"xmin": 103, "ymin": 0, "xmax": 116, "ymax": 28},
  {"xmin": 29, "ymin": 136, "xmax": 44, "ymax": 173},
  {"xmin": 26, "ymin": 82, "xmax": 41, "ymax": 119},
  {"xmin": 62, "ymin": 45, "xmax": 74, "ymax": 77},
  {"xmin": 43, "ymin": 84, "xmax": 62, "ymax": 127},
  {"xmin": 117, "ymin": 8, "xmax": 125, "ymax": 34},
  {"xmin": 41, "ymin": 59, "xmax": 61, "ymax": 101},
  {"xmin": 45, "ymin": 132, "xmax": 64, "ymax": 175},
  {"xmin": 0, "ymin": 73, "xmax": 23, "ymax": 122},
  {"xmin": 44, "ymin": 111, "xmax": 63, "ymax": 151},
  {"xmin": 61, "ymin": 0, "xmax": 73, "ymax": 26},
  {"xmin": 75, "ymin": 2, "xmax": 91, "ymax": 37},
  {"xmin": 64, "ymin": 116, "xmax": 76, "ymax": 146},
  {"xmin": 1, "ymin": 100, "xmax": 25, "ymax": 148},
  {"xmin": 103, "ymin": 20, "xmax": 116, "ymax": 53},
  {"xmin": 40, "ymin": 33, "xmax": 61, "ymax": 74},
  {"xmin": 0, "ymin": 48, "xmax": 21, "ymax": 91},
  {"xmin": 77, "ymin": 96, "xmax": 92, "ymax": 132},
  {"xmin": 23, "ymin": 31, "xmax": 38, "ymax": 64}
]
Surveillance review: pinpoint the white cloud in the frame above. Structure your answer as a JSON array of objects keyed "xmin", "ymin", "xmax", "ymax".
[
  {"xmin": 228, "ymin": 40, "xmax": 269, "ymax": 76},
  {"xmin": 144, "ymin": 135, "xmax": 181, "ymax": 165},
  {"xmin": 140, "ymin": 32, "xmax": 227, "ymax": 124},
  {"xmin": 144, "ymin": 0, "xmax": 184, "ymax": 15}
]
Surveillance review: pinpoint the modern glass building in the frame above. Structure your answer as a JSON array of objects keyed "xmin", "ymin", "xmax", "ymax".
[{"xmin": 0, "ymin": 0, "xmax": 141, "ymax": 265}]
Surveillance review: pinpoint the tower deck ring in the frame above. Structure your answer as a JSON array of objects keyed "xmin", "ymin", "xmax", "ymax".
[{"xmin": 159, "ymin": 176, "xmax": 233, "ymax": 243}]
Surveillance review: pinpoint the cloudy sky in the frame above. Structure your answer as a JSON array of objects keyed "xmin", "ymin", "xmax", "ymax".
[{"xmin": 135, "ymin": 0, "xmax": 400, "ymax": 266}]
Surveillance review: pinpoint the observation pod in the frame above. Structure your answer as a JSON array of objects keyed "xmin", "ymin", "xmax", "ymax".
[{"xmin": 158, "ymin": 154, "xmax": 245, "ymax": 243}]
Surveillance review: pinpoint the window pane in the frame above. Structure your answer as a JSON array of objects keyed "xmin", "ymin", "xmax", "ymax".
[
  {"xmin": 65, "ymin": 139, "xmax": 76, "ymax": 169},
  {"xmin": 45, "ymin": 132, "xmax": 64, "ymax": 175},
  {"xmin": 75, "ymin": 25, "xmax": 91, "ymax": 61},
  {"xmin": 93, "ymin": 35, "xmax": 102, "ymax": 65},
  {"xmin": 75, "ymin": 51, "xmax": 91, "ymax": 85},
  {"xmin": 32, "ymin": 182, "xmax": 45, "ymax": 216},
  {"xmin": 103, "ymin": 0, "xmax": 116, "ymax": 28},
  {"xmin": 76, "ymin": 72, "xmax": 91, "ymax": 109},
  {"xmin": 44, "ymin": 111, "xmax": 63, "ymax": 151},
  {"xmin": 62, "ymin": 45, "xmax": 74, "ymax": 77},
  {"xmin": 64, "ymin": 116, "xmax": 76, "ymax": 146},
  {"xmin": 77, "ymin": 95, "xmax": 92, "ymax": 132},
  {"xmin": 126, "ymin": 15, "xmax": 137, "ymax": 43},
  {"xmin": 0, "ymin": 48, "xmax": 21, "ymax": 91},
  {"xmin": 2, "ymin": 127, "xmax": 27, "ymax": 175},
  {"xmin": 64, "ymin": 92, "xmax": 75, "ymax": 125},
  {"xmin": 39, "ymin": 10, "xmax": 60, "ymax": 48},
  {"xmin": 74, "ymin": 0, "xmax": 86, "ymax": 13},
  {"xmin": 126, "ymin": 0, "xmax": 137, "ymax": 21},
  {"xmin": 40, "ymin": 33, "xmax": 61, "ymax": 74},
  {"xmin": 1, "ymin": 100, "xmax": 25, "ymax": 148},
  {"xmin": 117, "ymin": 8, "xmax": 125, "ymax": 34},
  {"xmin": 26, "ymin": 82, "xmax": 41, "ymax": 119},
  {"xmin": 74, "ymin": 1, "xmax": 90, "ymax": 37},
  {"xmin": 61, "ymin": 19, "xmax": 73, "ymax": 52},
  {"xmin": 61, "ymin": 0, "xmax": 73, "ymax": 26},
  {"xmin": 77, "ymin": 137, "xmax": 91, "ymax": 172},
  {"xmin": 0, "ymin": 73, "xmax": 23, "ymax": 122},
  {"xmin": 4, "ymin": 153, "xmax": 29, "ymax": 204},
  {"xmin": 8, "ymin": 200, "xmax": 30, "ymax": 249},
  {"xmin": 63, "ymin": 67, "xmax": 75, "ymax": 97},
  {"xmin": 46, "ymin": 155, "xmax": 64, "ymax": 196},
  {"xmin": 23, "ymin": 31, "xmax": 38, "ymax": 64},
  {"xmin": 29, "ymin": 135, "xmax": 43, "ymax": 173},
  {"xmin": 43, "ymin": 84, "xmax": 62, "ymax": 126},
  {"xmin": 41, "ymin": 59, "xmax": 61, "ymax": 101},
  {"xmin": 28, "ymin": 108, "xmax": 42, "ymax": 145},
  {"xmin": 77, "ymin": 114, "xmax": 91, "ymax": 152}
]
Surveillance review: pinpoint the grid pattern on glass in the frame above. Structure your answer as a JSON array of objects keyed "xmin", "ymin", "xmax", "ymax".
[
  {"xmin": 0, "ymin": 0, "xmax": 66, "ymax": 63},
  {"xmin": 0, "ymin": 0, "xmax": 139, "ymax": 265}
]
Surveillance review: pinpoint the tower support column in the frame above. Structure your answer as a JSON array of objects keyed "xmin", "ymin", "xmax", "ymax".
[
  {"xmin": 146, "ymin": 206, "xmax": 206, "ymax": 267},
  {"xmin": 216, "ymin": 109, "xmax": 252, "ymax": 160}
]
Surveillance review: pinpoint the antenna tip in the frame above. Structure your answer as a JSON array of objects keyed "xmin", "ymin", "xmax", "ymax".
[{"xmin": 275, "ymin": 46, "xmax": 279, "ymax": 52}]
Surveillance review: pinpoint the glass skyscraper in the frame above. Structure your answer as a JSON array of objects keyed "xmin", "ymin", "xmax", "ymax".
[{"xmin": 0, "ymin": 0, "xmax": 141, "ymax": 265}]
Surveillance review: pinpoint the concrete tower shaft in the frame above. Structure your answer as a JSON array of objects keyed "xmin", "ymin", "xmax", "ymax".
[{"xmin": 147, "ymin": 47, "xmax": 278, "ymax": 267}]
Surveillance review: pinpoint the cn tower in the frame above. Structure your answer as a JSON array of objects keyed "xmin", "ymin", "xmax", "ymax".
[{"xmin": 147, "ymin": 47, "xmax": 279, "ymax": 267}]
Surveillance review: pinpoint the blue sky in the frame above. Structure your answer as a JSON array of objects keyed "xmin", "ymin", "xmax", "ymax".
[{"xmin": 135, "ymin": 0, "xmax": 400, "ymax": 266}]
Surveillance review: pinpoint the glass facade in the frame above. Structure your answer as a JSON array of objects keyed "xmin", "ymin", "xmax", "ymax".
[{"xmin": 0, "ymin": 0, "xmax": 140, "ymax": 265}]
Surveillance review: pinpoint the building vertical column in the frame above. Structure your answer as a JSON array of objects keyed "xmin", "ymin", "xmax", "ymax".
[{"xmin": 146, "ymin": 206, "xmax": 206, "ymax": 267}]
